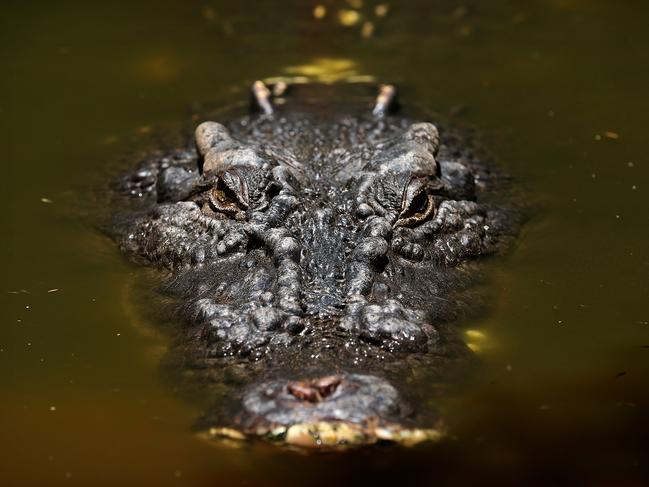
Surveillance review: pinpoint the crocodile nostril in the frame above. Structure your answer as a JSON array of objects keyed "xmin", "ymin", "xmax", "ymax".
[
  {"xmin": 313, "ymin": 375, "xmax": 342, "ymax": 398},
  {"xmin": 286, "ymin": 376, "xmax": 342, "ymax": 402},
  {"xmin": 287, "ymin": 383, "xmax": 320, "ymax": 402}
]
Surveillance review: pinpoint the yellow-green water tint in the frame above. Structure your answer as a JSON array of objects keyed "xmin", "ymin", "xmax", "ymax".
[{"xmin": 1, "ymin": 0, "xmax": 648, "ymax": 485}]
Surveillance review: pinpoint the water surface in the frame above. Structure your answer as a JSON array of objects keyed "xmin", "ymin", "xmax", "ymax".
[{"xmin": 2, "ymin": 0, "xmax": 648, "ymax": 485}]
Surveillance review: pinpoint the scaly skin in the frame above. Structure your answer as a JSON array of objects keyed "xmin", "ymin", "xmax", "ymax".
[{"xmin": 109, "ymin": 82, "xmax": 521, "ymax": 448}]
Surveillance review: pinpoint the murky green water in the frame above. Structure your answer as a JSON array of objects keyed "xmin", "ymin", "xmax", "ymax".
[{"xmin": 2, "ymin": 0, "xmax": 648, "ymax": 485}]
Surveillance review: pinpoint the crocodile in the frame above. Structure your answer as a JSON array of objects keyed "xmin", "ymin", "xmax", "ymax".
[{"xmin": 108, "ymin": 80, "xmax": 521, "ymax": 448}]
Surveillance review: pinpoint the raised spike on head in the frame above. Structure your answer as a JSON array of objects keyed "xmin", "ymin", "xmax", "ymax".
[{"xmin": 195, "ymin": 122, "xmax": 232, "ymax": 174}]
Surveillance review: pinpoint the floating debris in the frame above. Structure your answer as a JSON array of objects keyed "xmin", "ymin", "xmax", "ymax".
[
  {"xmin": 361, "ymin": 21, "xmax": 374, "ymax": 38},
  {"xmin": 47, "ymin": 288, "xmax": 60, "ymax": 293},
  {"xmin": 338, "ymin": 9, "xmax": 361, "ymax": 26},
  {"xmin": 595, "ymin": 131, "xmax": 620, "ymax": 141},
  {"xmin": 40, "ymin": 197, "xmax": 53, "ymax": 204},
  {"xmin": 313, "ymin": 5, "xmax": 326, "ymax": 19},
  {"xmin": 375, "ymin": 3, "xmax": 390, "ymax": 17}
]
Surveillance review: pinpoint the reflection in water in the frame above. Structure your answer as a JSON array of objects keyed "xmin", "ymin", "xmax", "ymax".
[
  {"xmin": 463, "ymin": 329, "xmax": 489, "ymax": 353},
  {"xmin": 283, "ymin": 57, "xmax": 360, "ymax": 82},
  {"xmin": 1, "ymin": 0, "xmax": 648, "ymax": 485}
]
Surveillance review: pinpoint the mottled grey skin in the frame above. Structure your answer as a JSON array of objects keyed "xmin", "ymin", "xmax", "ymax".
[{"xmin": 110, "ymin": 82, "xmax": 520, "ymax": 445}]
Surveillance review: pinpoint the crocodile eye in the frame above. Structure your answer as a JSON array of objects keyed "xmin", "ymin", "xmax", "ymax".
[
  {"xmin": 402, "ymin": 190, "xmax": 428, "ymax": 217},
  {"xmin": 395, "ymin": 178, "xmax": 436, "ymax": 227},
  {"xmin": 209, "ymin": 170, "xmax": 249, "ymax": 218}
]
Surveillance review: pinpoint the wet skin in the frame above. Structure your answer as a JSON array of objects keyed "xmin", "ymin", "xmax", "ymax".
[{"xmin": 109, "ymin": 82, "xmax": 521, "ymax": 447}]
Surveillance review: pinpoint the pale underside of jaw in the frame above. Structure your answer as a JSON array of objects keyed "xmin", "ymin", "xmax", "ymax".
[
  {"xmin": 197, "ymin": 373, "xmax": 445, "ymax": 450},
  {"xmin": 201, "ymin": 420, "xmax": 444, "ymax": 450}
]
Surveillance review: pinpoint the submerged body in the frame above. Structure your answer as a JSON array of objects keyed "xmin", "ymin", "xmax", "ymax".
[{"xmin": 110, "ymin": 81, "xmax": 520, "ymax": 447}]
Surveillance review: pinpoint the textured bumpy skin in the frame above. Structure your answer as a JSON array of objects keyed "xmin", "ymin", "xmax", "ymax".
[{"xmin": 109, "ymin": 83, "xmax": 520, "ymax": 446}]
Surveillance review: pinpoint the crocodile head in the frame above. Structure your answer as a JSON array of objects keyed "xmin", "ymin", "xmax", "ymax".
[{"xmin": 111, "ymin": 82, "xmax": 520, "ymax": 448}]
